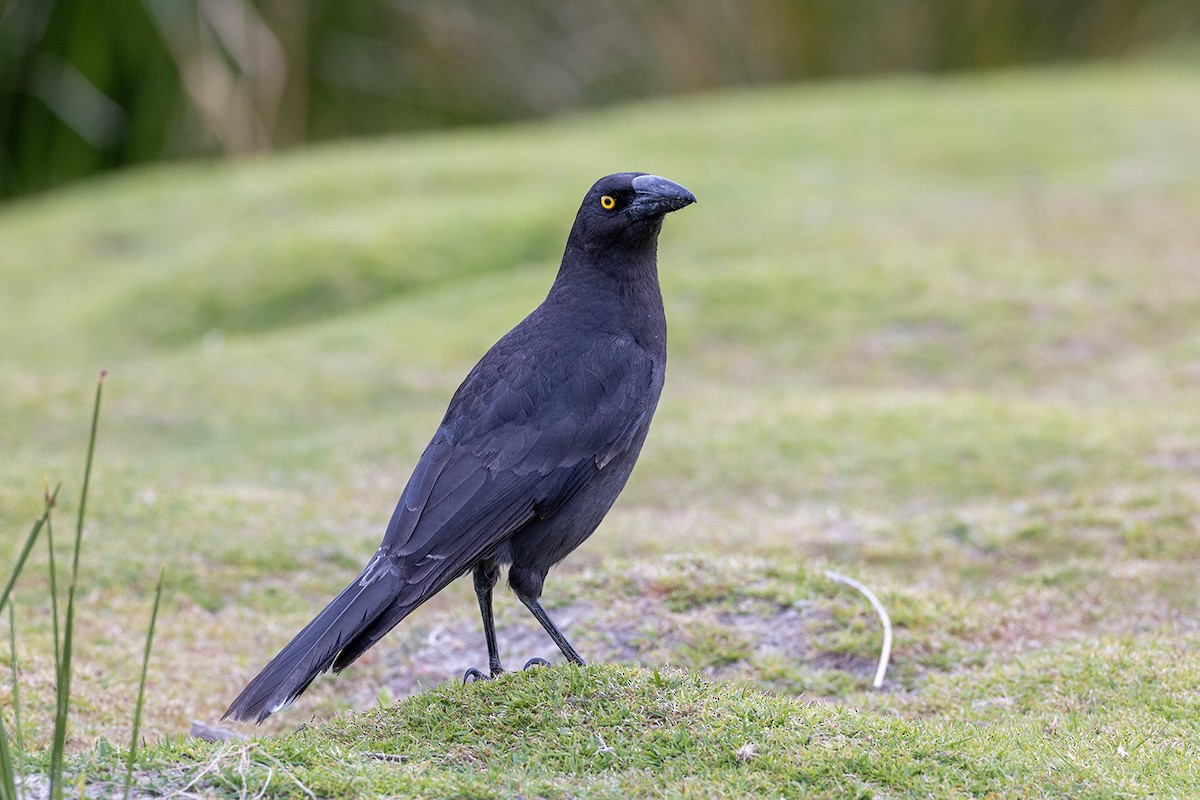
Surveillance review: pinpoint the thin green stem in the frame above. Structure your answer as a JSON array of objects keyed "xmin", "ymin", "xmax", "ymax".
[
  {"xmin": 0, "ymin": 715, "xmax": 15, "ymax": 800},
  {"xmin": 49, "ymin": 372, "xmax": 106, "ymax": 800},
  {"xmin": 47, "ymin": 513, "xmax": 61, "ymax": 676},
  {"xmin": 7, "ymin": 603, "xmax": 23, "ymax": 761},
  {"xmin": 0, "ymin": 484, "xmax": 58, "ymax": 614},
  {"xmin": 123, "ymin": 566, "xmax": 165, "ymax": 800},
  {"xmin": 71, "ymin": 372, "xmax": 105, "ymax": 581},
  {"xmin": 0, "ymin": 481, "xmax": 58, "ymax": 800}
]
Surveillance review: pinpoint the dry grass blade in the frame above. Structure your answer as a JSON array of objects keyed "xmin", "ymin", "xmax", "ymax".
[{"xmin": 825, "ymin": 570, "xmax": 893, "ymax": 688}]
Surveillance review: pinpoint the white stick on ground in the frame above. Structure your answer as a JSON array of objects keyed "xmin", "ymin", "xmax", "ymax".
[{"xmin": 824, "ymin": 570, "xmax": 893, "ymax": 688}]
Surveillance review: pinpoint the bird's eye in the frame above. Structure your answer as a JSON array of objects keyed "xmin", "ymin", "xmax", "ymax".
[{"xmin": 600, "ymin": 195, "xmax": 616, "ymax": 210}]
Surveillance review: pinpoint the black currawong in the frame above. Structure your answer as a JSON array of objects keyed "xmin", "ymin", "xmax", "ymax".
[{"xmin": 223, "ymin": 172, "xmax": 696, "ymax": 723}]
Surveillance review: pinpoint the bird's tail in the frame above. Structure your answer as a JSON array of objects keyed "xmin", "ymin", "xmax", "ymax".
[{"xmin": 222, "ymin": 568, "xmax": 411, "ymax": 724}]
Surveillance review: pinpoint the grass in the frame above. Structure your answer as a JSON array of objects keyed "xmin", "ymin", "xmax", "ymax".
[
  {"xmin": 2, "ymin": 61, "xmax": 1200, "ymax": 795},
  {"xmin": 0, "ymin": 375, "xmax": 145, "ymax": 800},
  {"xmin": 40, "ymin": 659, "xmax": 1200, "ymax": 798}
]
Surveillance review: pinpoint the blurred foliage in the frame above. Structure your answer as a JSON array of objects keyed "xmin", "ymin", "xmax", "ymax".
[{"xmin": 1, "ymin": 0, "xmax": 1198, "ymax": 199}]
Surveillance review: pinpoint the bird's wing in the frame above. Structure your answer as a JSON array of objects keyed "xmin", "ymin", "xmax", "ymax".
[
  {"xmin": 371, "ymin": 332, "xmax": 657, "ymax": 596},
  {"xmin": 320, "ymin": 332, "xmax": 657, "ymax": 673}
]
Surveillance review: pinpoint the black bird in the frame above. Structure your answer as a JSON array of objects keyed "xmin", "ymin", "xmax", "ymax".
[{"xmin": 223, "ymin": 172, "xmax": 696, "ymax": 723}]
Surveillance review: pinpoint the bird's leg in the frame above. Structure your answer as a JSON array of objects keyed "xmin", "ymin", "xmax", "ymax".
[
  {"xmin": 463, "ymin": 563, "xmax": 504, "ymax": 684},
  {"xmin": 516, "ymin": 593, "xmax": 587, "ymax": 667}
]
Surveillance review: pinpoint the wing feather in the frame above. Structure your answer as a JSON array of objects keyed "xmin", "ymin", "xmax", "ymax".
[{"xmin": 374, "ymin": 333, "xmax": 656, "ymax": 591}]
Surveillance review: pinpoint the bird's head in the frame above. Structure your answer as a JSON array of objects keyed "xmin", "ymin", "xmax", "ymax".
[{"xmin": 569, "ymin": 172, "xmax": 696, "ymax": 252}]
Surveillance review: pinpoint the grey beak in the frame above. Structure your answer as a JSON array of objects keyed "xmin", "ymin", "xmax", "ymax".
[{"xmin": 628, "ymin": 174, "xmax": 697, "ymax": 220}]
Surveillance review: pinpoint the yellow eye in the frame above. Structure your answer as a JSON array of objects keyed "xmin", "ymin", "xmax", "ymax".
[{"xmin": 600, "ymin": 195, "xmax": 616, "ymax": 210}]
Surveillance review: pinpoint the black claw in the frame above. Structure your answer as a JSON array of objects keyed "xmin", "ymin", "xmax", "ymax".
[
  {"xmin": 462, "ymin": 667, "xmax": 488, "ymax": 684},
  {"xmin": 523, "ymin": 657, "xmax": 551, "ymax": 670}
]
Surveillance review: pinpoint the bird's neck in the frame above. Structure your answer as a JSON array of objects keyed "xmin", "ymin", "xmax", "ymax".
[{"xmin": 544, "ymin": 237, "xmax": 666, "ymax": 351}]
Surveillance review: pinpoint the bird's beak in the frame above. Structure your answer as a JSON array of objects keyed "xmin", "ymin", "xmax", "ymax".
[{"xmin": 628, "ymin": 175, "xmax": 697, "ymax": 221}]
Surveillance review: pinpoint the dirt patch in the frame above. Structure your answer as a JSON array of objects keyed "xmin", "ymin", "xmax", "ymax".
[
  {"xmin": 382, "ymin": 599, "xmax": 840, "ymax": 699},
  {"xmin": 378, "ymin": 558, "xmax": 890, "ymax": 700}
]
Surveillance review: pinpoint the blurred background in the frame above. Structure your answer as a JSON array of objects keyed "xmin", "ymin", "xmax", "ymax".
[
  {"xmin": 2, "ymin": 0, "xmax": 1199, "ymax": 200},
  {"xmin": 3, "ymin": 0, "xmax": 1200, "ymax": 756}
]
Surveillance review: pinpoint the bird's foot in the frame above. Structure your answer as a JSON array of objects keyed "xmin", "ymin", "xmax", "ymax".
[
  {"xmin": 464, "ymin": 659, "xmax": 548, "ymax": 682},
  {"xmin": 462, "ymin": 666, "xmax": 503, "ymax": 684}
]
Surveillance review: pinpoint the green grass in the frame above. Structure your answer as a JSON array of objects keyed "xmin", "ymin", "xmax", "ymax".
[
  {"xmin": 47, "ymin": 658, "xmax": 1200, "ymax": 798},
  {"xmin": 3, "ymin": 61, "xmax": 1200, "ymax": 796}
]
